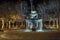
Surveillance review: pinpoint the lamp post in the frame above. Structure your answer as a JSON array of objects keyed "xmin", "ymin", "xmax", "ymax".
[{"xmin": 30, "ymin": 0, "xmax": 33, "ymax": 12}]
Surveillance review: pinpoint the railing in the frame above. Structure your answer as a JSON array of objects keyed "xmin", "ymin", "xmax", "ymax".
[
  {"xmin": 0, "ymin": 19, "xmax": 25, "ymax": 30},
  {"xmin": 44, "ymin": 19, "xmax": 59, "ymax": 29}
]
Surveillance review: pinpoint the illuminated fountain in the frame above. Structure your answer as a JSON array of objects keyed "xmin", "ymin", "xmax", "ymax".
[
  {"xmin": 25, "ymin": 11, "xmax": 43, "ymax": 32},
  {"xmin": 25, "ymin": 0, "xmax": 43, "ymax": 32}
]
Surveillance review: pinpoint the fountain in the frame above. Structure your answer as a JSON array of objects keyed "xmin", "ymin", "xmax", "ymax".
[
  {"xmin": 25, "ymin": 11, "xmax": 43, "ymax": 32},
  {"xmin": 25, "ymin": 0, "xmax": 43, "ymax": 32}
]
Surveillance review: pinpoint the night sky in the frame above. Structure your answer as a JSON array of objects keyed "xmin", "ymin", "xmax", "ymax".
[
  {"xmin": 0, "ymin": 0, "xmax": 58, "ymax": 5},
  {"xmin": 0, "ymin": 0, "xmax": 60, "ymax": 18}
]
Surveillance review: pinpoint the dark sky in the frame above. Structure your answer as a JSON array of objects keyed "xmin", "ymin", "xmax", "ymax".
[
  {"xmin": 0, "ymin": 0, "xmax": 60, "ymax": 18},
  {"xmin": 0, "ymin": 0, "xmax": 50, "ymax": 5},
  {"xmin": 0, "ymin": 0, "xmax": 59, "ymax": 7}
]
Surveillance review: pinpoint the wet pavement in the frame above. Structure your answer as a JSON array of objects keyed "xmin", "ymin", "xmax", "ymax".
[{"xmin": 0, "ymin": 30, "xmax": 60, "ymax": 40}]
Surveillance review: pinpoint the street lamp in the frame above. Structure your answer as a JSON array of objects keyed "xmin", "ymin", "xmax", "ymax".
[{"xmin": 30, "ymin": 0, "xmax": 33, "ymax": 11}]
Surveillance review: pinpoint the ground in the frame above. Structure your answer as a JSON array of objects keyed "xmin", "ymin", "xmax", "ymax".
[{"xmin": 0, "ymin": 30, "xmax": 60, "ymax": 40}]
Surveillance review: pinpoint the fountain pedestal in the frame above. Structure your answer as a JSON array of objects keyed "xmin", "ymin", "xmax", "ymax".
[{"xmin": 26, "ymin": 19, "xmax": 43, "ymax": 32}]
